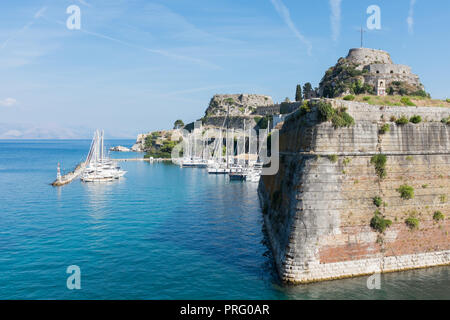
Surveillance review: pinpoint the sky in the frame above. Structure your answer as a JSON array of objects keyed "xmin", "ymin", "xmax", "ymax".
[{"xmin": 1, "ymin": 0, "xmax": 450, "ymax": 138}]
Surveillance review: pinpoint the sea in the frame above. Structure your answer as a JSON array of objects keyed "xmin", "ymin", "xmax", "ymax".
[{"xmin": 0, "ymin": 139, "xmax": 448, "ymax": 300}]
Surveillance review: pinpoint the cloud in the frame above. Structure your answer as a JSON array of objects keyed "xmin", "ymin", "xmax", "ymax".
[
  {"xmin": 76, "ymin": 0, "xmax": 92, "ymax": 7},
  {"xmin": 43, "ymin": 17, "xmax": 221, "ymax": 70},
  {"xmin": 329, "ymin": 0, "xmax": 342, "ymax": 42},
  {"xmin": 270, "ymin": 0, "xmax": 312, "ymax": 55},
  {"xmin": 0, "ymin": 98, "xmax": 18, "ymax": 107},
  {"xmin": 407, "ymin": 0, "xmax": 416, "ymax": 35},
  {"xmin": 0, "ymin": 6, "xmax": 46, "ymax": 50}
]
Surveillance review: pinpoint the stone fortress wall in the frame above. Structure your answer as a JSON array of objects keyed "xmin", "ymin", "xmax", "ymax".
[
  {"xmin": 366, "ymin": 64, "xmax": 412, "ymax": 75},
  {"xmin": 346, "ymin": 48, "xmax": 424, "ymax": 91},
  {"xmin": 347, "ymin": 48, "xmax": 393, "ymax": 67},
  {"xmin": 258, "ymin": 99, "xmax": 450, "ymax": 283}
]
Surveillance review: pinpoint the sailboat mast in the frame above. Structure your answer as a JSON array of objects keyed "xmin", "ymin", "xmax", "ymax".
[{"xmin": 226, "ymin": 105, "xmax": 229, "ymax": 169}]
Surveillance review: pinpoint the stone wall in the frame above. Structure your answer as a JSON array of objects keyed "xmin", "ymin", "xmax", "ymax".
[
  {"xmin": 346, "ymin": 48, "xmax": 392, "ymax": 68},
  {"xmin": 258, "ymin": 99, "xmax": 450, "ymax": 283},
  {"xmin": 367, "ymin": 64, "xmax": 412, "ymax": 74}
]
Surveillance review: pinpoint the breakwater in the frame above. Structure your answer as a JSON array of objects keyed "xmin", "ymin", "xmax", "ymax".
[{"xmin": 51, "ymin": 161, "xmax": 86, "ymax": 186}]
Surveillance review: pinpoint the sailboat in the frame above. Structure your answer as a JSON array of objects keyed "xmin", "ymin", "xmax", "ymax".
[{"xmin": 81, "ymin": 130, "xmax": 127, "ymax": 182}]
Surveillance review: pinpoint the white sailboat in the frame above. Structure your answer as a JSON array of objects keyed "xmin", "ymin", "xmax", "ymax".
[{"xmin": 81, "ymin": 130, "xmax": 127, "ymax": 182}]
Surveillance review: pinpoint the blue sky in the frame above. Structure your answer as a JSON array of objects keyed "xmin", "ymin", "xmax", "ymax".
[{"xmin": 0, "ymin": 0, "xmax": 449, "ymax": 138}]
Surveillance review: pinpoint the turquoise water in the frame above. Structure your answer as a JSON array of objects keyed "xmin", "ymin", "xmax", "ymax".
[{"xmin": 0, "ymin": 140, "xmax": 448, "ymax": 300}]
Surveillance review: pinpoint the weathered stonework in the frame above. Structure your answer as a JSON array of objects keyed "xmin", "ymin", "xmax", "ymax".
[{"xmin": 258, "ymin": 99, "xmax": 450, "ymax": 283}]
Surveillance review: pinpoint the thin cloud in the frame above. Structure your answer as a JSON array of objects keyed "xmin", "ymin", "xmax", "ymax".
[
  {"xmin": 270, "ymin": 0, "xmax": 312, "ymax": 55},
  {"xmin": 76, "ymin": 0, "xmax": 92, "ymax": 7},
  {"xmin": 0, "ymin": 98, "xmax": 18, "ymax": 107},
  {"xmin": 0, "ymin": 6, "xmax": 46, "ymax": 50},
  {"xmin": 43, "ymin": 17, "xmax": 221, "ymax": 70},
  {"xmin": 407, "ymin": 0, "xmax": 416, "ymax": 35},
  {"xmin": 329, "ymin": 0, "xmax": 342, "ymax": 42}
]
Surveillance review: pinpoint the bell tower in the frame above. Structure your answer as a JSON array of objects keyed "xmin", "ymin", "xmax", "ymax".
[{"xmin": 376, "ymin": 79, "xmax": 386, "ymax": 96}]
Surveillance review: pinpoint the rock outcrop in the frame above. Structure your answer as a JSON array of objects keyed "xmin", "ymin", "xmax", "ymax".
[
  {"xmin": 109, "ymin": 146, "xmax": 131, "ymax": 152},
  {"xmin": 258, "ymin": 99, "xmax": 450, "ymax": 283},
  {"xmin": 204, "ymin": 94, "xmax": 274, "ymax": 117}
]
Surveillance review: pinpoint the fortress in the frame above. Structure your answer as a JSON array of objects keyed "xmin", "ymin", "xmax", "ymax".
[
  {"xmin": 258, "ymin": 100, "xmax": 450, "ymax": 283},
  {"xmin": 258, "ymin": 48, "xmax": 449, "ymax": 284},
  {"xmin": 319, "ymin": 48, "xmax": 424, "ymax": 97}
]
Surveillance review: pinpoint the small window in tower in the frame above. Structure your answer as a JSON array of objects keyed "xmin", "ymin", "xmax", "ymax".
[
  {"xmin": 390, "ymin": 70, "xmax": 394, "ymax": 74},
  {"xmin": 376, "ymin": 70, "xmax": 380, "ymax": 74}
]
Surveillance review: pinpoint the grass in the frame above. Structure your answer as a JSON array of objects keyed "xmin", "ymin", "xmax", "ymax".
[
  {"xmin": 397, "ymin": 184, "xmax": 414, "ymax": 200},
  {"xmin": 405, "ymin": 217, "xmax": 419, "ymax": 230},
  {"xmin": 327, "ymin": 154, "xmax": 338, "ymax": 163},
  {"xmin": 343, "ymin": 94, "xmax": 355, "ymax": 101},
  {"xmin": 400, "ymin": 97, "xmax": 416, "ymax": 106},
  {"xmin": 341, "ymin": 94, "xmax": 450, "ymax": 108},
  {"xmin": 395, "ymin": 116, "xmax": 409, "ymax": 125},
  {"xmin": 380, "ymin": 123, "xmax": 391, "ymax": 134},
  {"xmin": 433, "ymin": 211, "xmax": 445, "ymax": 222},
  {"xmin": 373, "ymin": 196, "xmax": 383, "ymax": 207}
]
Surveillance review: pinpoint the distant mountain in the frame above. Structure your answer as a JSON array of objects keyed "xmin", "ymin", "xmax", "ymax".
[{"xmin": 0, "ymin": 123, "xmax": 136, "ymax": 139}]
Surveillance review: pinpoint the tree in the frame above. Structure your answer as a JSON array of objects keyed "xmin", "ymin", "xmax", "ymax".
[
  {"xmin": 303, "ymin": 82, "xmax": 313, "ymax": 99},
  {"xmin": 173, "ymin": 119, "xmax": 184, "ymax": 129},
  {"xmin": 295, "ymin": 84, "xmax": 302, "ymax": 102},
  {"xmin": 284, "ymin": 97, "xmax": 291, "ymax": 103}
]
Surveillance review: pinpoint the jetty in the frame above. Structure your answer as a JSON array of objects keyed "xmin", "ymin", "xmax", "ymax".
[{"xmin": 51, "ymin": 162, "xmax": 86, "ymax": 186}]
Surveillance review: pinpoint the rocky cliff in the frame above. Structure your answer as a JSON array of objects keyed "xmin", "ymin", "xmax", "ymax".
[{"xmin": 258, "ymin": 99, "xmax": 450, "ymax": 283}]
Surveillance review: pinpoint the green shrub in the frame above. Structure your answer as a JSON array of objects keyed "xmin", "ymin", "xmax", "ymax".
[
  {"xmin": 409, "ymin": 115, "xmax": 422, "ymax": 124},
  {"xmin": 343, "ymin": 157, "xmax": 351, "ymax": 166},
  {"xmin": 370, "ymin": 154, "xmax": 387, "ymax": 179},
  {"xmin": 440, "ymin": 194, "xmax": 448, "ymax": 203},
  {"xmin": 405, "ymin": 217, "xmax": 419, "ymax": 230},
  {"xmin": 433, "ymin": 211, "xmax": 445, "ymax": 222},
  {"xmin": 328, "ymin": 154, "xmax": 338, "ymax": 163},
  {"xmin": 370, "ymin": 210, "xmax": 392, "ymax": 233},
  {"xmin": 373, "ymin": 196, "xmax": 383, "ymax": 207},
  {"xmin": 299, "ymin": 101, "xmax": 311, "ymax": 115},
  {"xmin": 441, "ymin": 117, "xmax": 450, "ymax": 125},
  {"xmin": 397, "ymin": 184, "xmax": 414, "ymax": 200},
  {"xmin": 317, "ymin": 101, "xmax": 335, "ymax": 121},
  {"xmin": 395, "ymin": 116, "xmax": 409, "ymax": 125},
  {"xmin": 446, "ymin": 98, "xmax": 450, "ymax": 103},
  {"xmin": 317, "ymin": 101, "xmax": 355, "ymax": 128},
  {"xmin": 363, "ymin": 96, "xmax": 371, "ymax": 101},
  {"xmin": 331, "ymin": 111, "xmax": 355, "ymax": 128},
  {"xmin": 412, "ymin": 90, "xmax": 429, "ymax": 98},
  {"xmin": 390, "ymin": 116, "xmax": 397, "ymax": 122},
  {"xmin": 380, "ymin": 124, "xmax": 391, "ymax": 134},
  {"xmin": 343, "ymin": 95, "xmax": 355, "ymax": 101}
]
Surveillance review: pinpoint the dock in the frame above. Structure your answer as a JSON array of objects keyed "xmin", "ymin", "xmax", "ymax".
[{"xmin": 51, "ymin": 162, "xmax": 86, "ymax": 186}]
